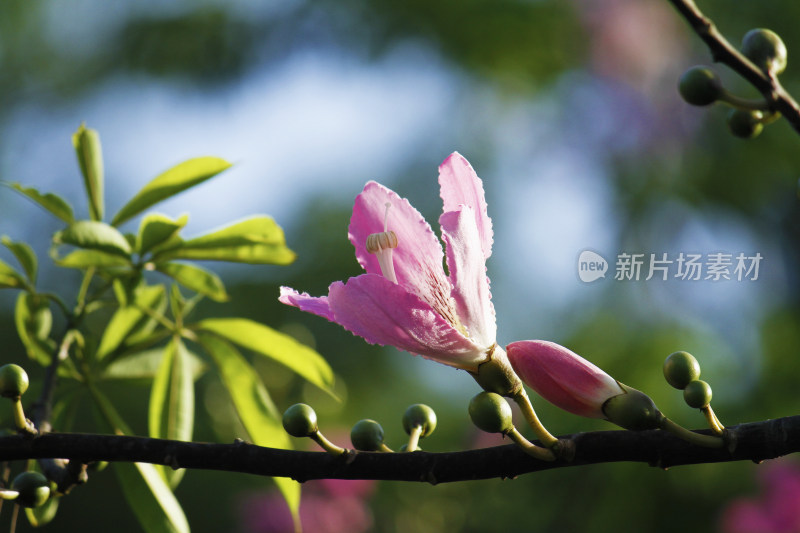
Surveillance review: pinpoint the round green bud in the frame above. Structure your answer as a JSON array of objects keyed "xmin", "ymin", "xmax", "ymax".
[
  {"xmin": 11, "ymin": 472, "xmax": 50, "ymax": 508},
  {"xmin": 663, "ymin": 351, "xmax": 701, "ymax": 390},
  {"xmin": 350, "ymin": 419, "xmax": 385, "ymax": 451},
  {"xmin": 0, "ymin": 364, "xmax": 29, "ymax": 398},
  {"xmin": 282, "ymin": 403, "xmax": 318, "ymax": 438},
  {"xmin": 602, "ymin": 384, "xmax": 664, "ymax": 431},
  {"xmin": 402, "ymin": 404, "xmax": 437, "ymax": 438},
  {"xmin": 468, "ymin": 392, "xmax": 513, "ymax": 434},
  {"xmin": 683, "ymin": 380, "xmax": 712, "ymax": 408},
  {"xmin": 742, "ymin": 28, "xmax": 788, "ymax": 75},
  {"xmin": 728, "ymin": 109, "xmax": 764, "ymax": 139},
  {"xmin": 678, "ymin": 66, "xmax": 724, "ymax": 106}
]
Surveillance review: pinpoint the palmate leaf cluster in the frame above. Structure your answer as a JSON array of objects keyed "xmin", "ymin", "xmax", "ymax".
[{"xmin": 0, "ymin": 124, "xmax": 335, "ymax": 532}]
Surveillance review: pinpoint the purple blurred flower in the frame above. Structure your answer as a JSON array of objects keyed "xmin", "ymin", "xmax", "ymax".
[
  {"xmin": 720, "ymin": 460, "xmax": 800, "ymax": 533},
  {"xmin": 240, "ymin": 479, "xmax": 375, "ymax": 533}
]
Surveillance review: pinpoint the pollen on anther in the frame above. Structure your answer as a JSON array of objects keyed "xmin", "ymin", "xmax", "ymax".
[{"xmin": 366, "ymin": 231, "xmax": 398, "ymax": 253}]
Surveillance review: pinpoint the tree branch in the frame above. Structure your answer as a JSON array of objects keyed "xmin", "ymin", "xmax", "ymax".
[
  {"xmin": 667, "ymin": 0, "xmax": 800, "ymax": 134},
  {"xmin": 1, "ymin": 416, "xmax": 797, "ymax": 484}
]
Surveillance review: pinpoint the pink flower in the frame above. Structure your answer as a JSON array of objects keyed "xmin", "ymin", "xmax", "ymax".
[
  {"xmin": 720, "ymin": 460, "xmax": 800, "ymax": 533},
  {"xmin": 506, "ymin": 340, "xmax": 624, "ymax": 419},
  {"xmin": 280, "ymin": 153, "xmax": 500, "ymax": 372}
]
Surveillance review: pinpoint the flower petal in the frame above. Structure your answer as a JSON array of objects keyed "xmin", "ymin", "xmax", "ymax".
[
  {"xmin": 507, "ymin": 340, "xmax": 623, "ymax": 419},
  {"xmin": 348, "ymin": 181, "xmax": 451, "ymax": 311},
  {"xmin": 438, "ymin": 152, "xmax": 493, "ymax": 259},
  {"xmin": 279, "ymin": 286, "xmax": 334, "ymax": 321},
  {"xmin": 440, "ymin": 206, "xmax": 496, "ymax": 347},
  {"xmin": 328, "ymin": 274, "xmax": 488, "ymax": 371}
]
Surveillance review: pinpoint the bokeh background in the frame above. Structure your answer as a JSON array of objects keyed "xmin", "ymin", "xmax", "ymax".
[{"xmin": 1, "ymin": 0, "xmax": 799, "ymax": 531}]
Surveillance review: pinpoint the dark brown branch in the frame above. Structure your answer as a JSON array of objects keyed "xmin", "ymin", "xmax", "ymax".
[
  {"xmin": 0, "ymin": 416, "xmax": 798, "ymax": 484},
  {"xmin": 667, "ymin": 0, "xmax": 800, "ymax": 134}
]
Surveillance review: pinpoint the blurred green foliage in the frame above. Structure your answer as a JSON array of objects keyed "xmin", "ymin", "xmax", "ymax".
[{"xmin": 1, "ymin": 0, "xmax": 800, "ymax": 532}]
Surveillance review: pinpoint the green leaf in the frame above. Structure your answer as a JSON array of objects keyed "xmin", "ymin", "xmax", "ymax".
[
  {"xmin": 156, "ymin": 262, "xmax": 228, "ymax": 302},
  {"xmin": 103, "ymin": 348, "xmax": 206, "ymax": 381},
  {"xmin": 112, "ymin": 157, "xmax": 232, "ymax": 227},
  {"xmin": 53, "ymin": 249, "xmax": 131, "ymax": 269},
  {"xmin": 0, "ymin": 258, "xmax": 25, "ymax": 289},
  {"xmin": 4, "ymin": 182, "xmax": 74, "ymax": 223},
  {"xmin": 96, "ymin": 285, "xmax": 166, "ymax": 360},
  {"xmin": 194, "ymin": 318, "xmax": 335, "ymax": 396},
  {"xmin": 197, "ymin": 334, "xmax": 300, "ymax": 520},
  {"xmin": 14, "ymin": 293, "xmax": 55, "ymax": 365},
  {"xmin": 152, "ymin": 216, "xmax": 296, "ymax": 265},
  {"xmin": 138, "ymin": 214, "xmax": 189, "ymax": 256},
  {"xmin": 90, "ymin": 386, "xmax": 190, "ymax": 533},
  {"xmin": 149, "ymin": 339, "xmax": 194, "ymax": 488},
  {"xmin": 72, "ymin": 123, "xmax": 104, "ymax": 221},
  {"xmin": 53, "ymin": 220, "xmax": 132, "ymax": 257},
  {"xmin": 1, "ymin": 236, "xmax": 37, "ymax": 283}
]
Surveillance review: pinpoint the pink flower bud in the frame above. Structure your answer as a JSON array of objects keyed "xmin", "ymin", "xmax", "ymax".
[{"xmin": 506, "ymin": 340, "xmax": 624, "ymax": 419}]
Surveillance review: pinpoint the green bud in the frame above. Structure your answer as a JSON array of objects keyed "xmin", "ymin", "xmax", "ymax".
[
  {"xmin": 402, "ymin": 404, "xmax": 437, "ymax": 438},
  {"xmin": 350, "ymin": 419, "xmax": 385, "ymax": 451},
  {"xmin": 11, "ymin": 472, "xmax": 50, "ymax": 508},
  {"xmin": 683, "ymin": 380, "xmax": 713, "ymax": 408},
  {"xmin": 602, "ymin": 383, "xmax": 664, "ymax": 431},
  {"xmin": 742, "ymin": 29, "xmax": 788, "ymax": 76},
  {"xmin": 663, "ymin": 351, "xmax": 701, "ymax": 390},
  {"xmin": 728, "ymin": 109, "xmax": 764, "ymax": 139},
  {"xmin": 678, "ymin": 66, "xmax": 724, "ymax": 106},
  {"xmin": 468, "ymin": 392, "xmax": 514, "ymax": 434},
  {"xmin": 0, "ymin": 364, "xmax": 29, "ymax": 398},
  {"xmin": 282, "ymin": 403, "xmax": 318, "ymax": 438}
]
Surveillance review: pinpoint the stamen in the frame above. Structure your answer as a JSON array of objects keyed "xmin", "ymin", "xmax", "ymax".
[
  {"xmin": 383, "ymin": 202, "xmax": 391, "ymax": 232},
  {"xmin": 366, "ymin": 202, "xmax": 399, "ymax": 283}
]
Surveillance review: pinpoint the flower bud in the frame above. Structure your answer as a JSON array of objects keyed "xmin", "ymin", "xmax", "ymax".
[
  {"xmin": 350, "ymin": 419, "xmax": 385, "ymax": 451},
  {"xmin": 663, "ymin": 351, "xmax": 701, "ymax": 390},
  {"xmin": 683, "ymin": 380, "xmax": 713, "ymax": 408},
  {"xmin": 402, "ymin": 404, "xmax": 437, "ymax": 438},
  {"xmin": 11, "ymin": 472, "xmax": 50, "ymax": 508},
  {"xmin": 282, "ymin": 403, "xmax": 318, "ymax": 438},
  {"xmin": 742, "ymin": 28, "xmax": 788, "ymax": 76},
  {"xmin": 728, "ymin": 109, "xmax": 764, "ymax": 139},
  {"xmin": 678, "ymin": 66, "xmax": 724, "ymax": 106},
  {"xmin": 468, "ymin": 392, "xmax": 513, "ymax": 434},
  {"xmin": 602, "ymin": 384, "xmax": 664, "ymax": 431},
  {"xmin": 507, "ymin": 340, "xmax": 624, "ymax": 419},
  {"xmin": 0, "ymin": 364, "xmax": 29, "ymax": 399}
]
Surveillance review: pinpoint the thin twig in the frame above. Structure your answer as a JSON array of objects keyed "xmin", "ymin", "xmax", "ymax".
[
  {"xmin": 0, "ymin": 416, "xmax": 797, "ymax": 484},
  {"xmin": 667, "ymin": 0, "xmax": 800, "ymax": 134}
]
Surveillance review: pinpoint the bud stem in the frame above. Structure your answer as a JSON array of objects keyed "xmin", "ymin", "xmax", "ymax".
[
  {"xmin": 702, "ymin": 406, "xmax": 725, "ymax": 436},
  {"xmin": 659, "ymin": 417, "xmax": 723, "ymax": 448},
  {"xmin": 11, "ymin": 399, "xmax": 36, "ymax": 435},
  {"xmin": 511, "ymin": 389, "xmax": 559, "ymax": 448},
  {"xmin": 507, "ymin": 427, "xmax": 557, "ymax": 461},
  {"xmin": 718, "ymin": 89, "xmax": 769, "ymax": 111},
  {"xmin": 406, "ymin": 425, "xmax": 423, "ymax": 452},
  {"xmin": 378, "ymin": 443, "xmax": 394, "ymax": 453},
  {"xmin": 310, "ymin": 431, "xmax": 347, "ymax": 455}
]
